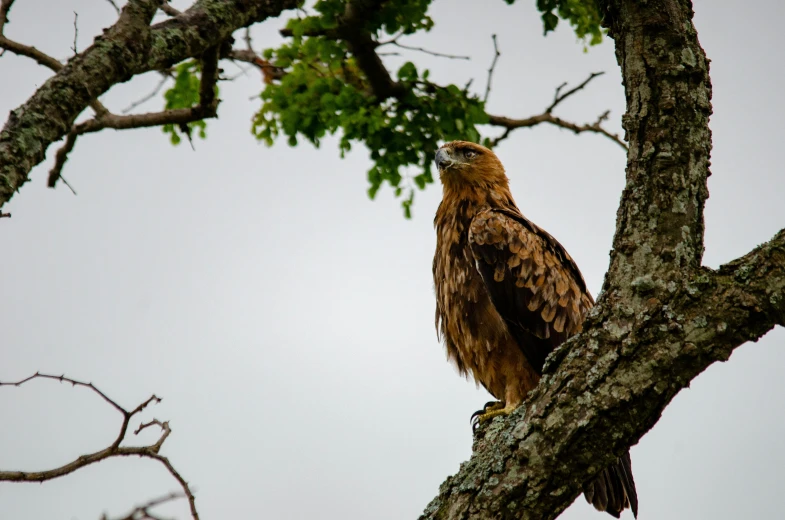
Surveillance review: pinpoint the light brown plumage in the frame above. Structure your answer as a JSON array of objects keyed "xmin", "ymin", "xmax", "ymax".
[{"xmin": 432, "ymin": 140, "xmax": 637, "ymax": 518}]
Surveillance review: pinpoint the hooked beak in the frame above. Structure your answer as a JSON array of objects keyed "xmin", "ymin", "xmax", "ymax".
[{"xmin": 435, "ymin": 148, "xmax": 453, "ymax": 170}]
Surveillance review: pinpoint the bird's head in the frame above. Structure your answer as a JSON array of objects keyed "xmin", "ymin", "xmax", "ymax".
[{"xmin": 435, "ymin": 141, "xmax": 508, "ymax": 192}]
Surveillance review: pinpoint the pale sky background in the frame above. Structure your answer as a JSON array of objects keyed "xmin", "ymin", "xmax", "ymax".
[{"xmin": 1, "ymin": 1, "xmax": 784, "ymax": 519}]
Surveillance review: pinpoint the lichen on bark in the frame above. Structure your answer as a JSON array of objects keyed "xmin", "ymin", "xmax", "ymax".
[
  {"xmin": 0, "ymin": 0, "xmax": 299, "ymax": 208},
  {"xmin": 419, "ymin": 2, "xmax": 785, "ymax": 519}
]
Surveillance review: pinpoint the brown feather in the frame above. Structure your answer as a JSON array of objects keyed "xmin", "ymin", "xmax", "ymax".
[{"xmin": 433, "ymin": 140, "xmax": 636, "ymax": 518}]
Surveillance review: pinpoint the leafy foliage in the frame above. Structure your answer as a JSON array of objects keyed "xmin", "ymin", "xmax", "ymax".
[
  {"xmin": 162, "ymin": 61, "xmax": 216, "ymax": 145},
  {"xmin": 159, "ymin": 0, "xmax": 604, "ymax": 216},
  {"xmin": 506, "ymin": 0, "xmax": 603, "ymax": 45},
  {"xmin": 253, "ymin": 0, "xmax": 489, "ymax": 217}
]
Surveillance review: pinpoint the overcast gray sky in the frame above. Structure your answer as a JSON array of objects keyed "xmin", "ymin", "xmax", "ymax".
[{"xmin": 1, "ymin": 1, "xmax": 784, "ymax": 519}]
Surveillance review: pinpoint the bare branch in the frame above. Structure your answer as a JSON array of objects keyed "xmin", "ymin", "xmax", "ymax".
[
  {"xmin": 0, "ymin": 0, "xmax": 15, "ymax": 33},
  {"xmin": 487, "ymin": 110, "xmax": 626, "ymax": 149},
  {"xmin": 104, "ymin": 492, "xmax": 185, "ymax": 520},
  {"xmin": 0, "ymin": 211, "xmax": 11, "ymax": 218},
  {"xmin": 483, "ymin": 34, "xmax": 500, "ymax": 103},
  {"xmin": 159, "ymin": 1, "xmax": 181, "ymax": 17},
  {"xmin": 388, "ymin": 40, "xmax": 470, "ymax": 61},
  {"xmin": 0, "ymin": 34, "xmax": 108, "ymax": 116},
  {"xmin": 243, "ymin": 27, "xmax": 252, "ymax": 51},
  {"xmin": 228, "ymin": 48, "xmax": 286, "ymax": 84},
  {"xmin": 71, "ymin": 11, "xmax": 79, "ymax": 55},
  {"xmin": 48, "ymin": 45, "xmax": 222, "ymax": 189},
  {"xmin": 59, "ymin": 174, "xmax": 77, "ymax": 195},
  {"xmin": 103, "ymin": 0, "xmax": 121, "ymax": 16},
  {"xmin": 0, "ymin": 35, "xmax": 67, "ymax": 72},
  {"xmin": 485, "ymin": 72, "xmax": 625, "ymax": 150},
  {"xmin": 122, "ymin": 73, "xmax": 170, "ymax": 113},
  {"xmin": 0, "ymin": 373, "xmax": 198, "ymax": 520},
  {"xmin": 545, "ymin": 71, "xmax": 604, "ymax": 113}
]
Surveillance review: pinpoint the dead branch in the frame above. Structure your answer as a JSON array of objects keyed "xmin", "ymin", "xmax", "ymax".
[
  {"xmin": 546, "ymin": 71, "xmax": 604, "ymax": 113},
  {"xmin": 483, "ymin": 34, "xmax": 500, "ymax": 103},
  {"xmin": 122, "ymin": 73, "xmax": 171, "ymax": 113},
  {"xmin": 0, "ymin": 372, "xmax": 199, "ymax": 520},
  {"xmin": 71, "ymin": 11, "xmax": 79, "ymax": 55},
  {"xmin": 104, "ymin": 492, "xmax": 185, "ymax": 520},
  {"xmin": 386, "ymin": 40, "xmax": 470, "ymax": 61},
  {"xmin": 486, "ymin": 72, "xmax": 625, "ymax": 149},
  {"xmin": 103, "ymin": 0, "xmax": 121, "ymax": 16},
  {"xmin": 102, "ymin": 492, "xmax": 185, "ymax": 520}
]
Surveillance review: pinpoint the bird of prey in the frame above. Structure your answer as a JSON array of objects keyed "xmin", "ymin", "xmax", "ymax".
[{"xmin": 432, "ymin": 140, "xmax": 638, "ymax": 518}]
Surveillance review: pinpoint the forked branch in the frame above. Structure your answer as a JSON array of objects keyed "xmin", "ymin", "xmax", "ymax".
[
  {"xmin": 0, "ymin": 372, "xmax": 199, "ymax": 520},
  {"xmin": 47, "ymin": 45, "xmax": 223, "ymax": 189}
]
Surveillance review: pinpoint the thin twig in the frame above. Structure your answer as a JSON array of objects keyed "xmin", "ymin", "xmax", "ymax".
[
  {"xmin": 0, "ymin": 34, "xmax": 108, "ymax": 116},
  {"xmin": 243, "ymin": 27, "xmax": 252, "ymax": 51},
  {"xmin": 484, "ymin": 34, "xmax": 500, "ymax": 103},
  {"xmin": 0, "ymin": 373, "xmax": 198, "ymax": 520},
  {"xmin": 71, "ymin": 11, "xmax": 78, "ymax": 55},
  {"xmin": 59, "ymin": 175, "xmax": 77, "ymax": 195},
  {"xmin": 0, "ymin": 211, "xmax": 11, "ymax": 218},
  {"xmin": 104, "ymin": 492, "xmax": 185, "ymax": 520},
  {"xmin": 103, "ymin": 0, "xmax": 121, "ymax": 16},
  {"xmin": 545, "ymin": 71, "xmax": 604, "ymax": 113},
  {"xmin": 390, "ymin": 41, "xmax": 470, "ymax": 61},
  {"xmin": 485, "ymin": 71, "xmax": 625, "ymax": 150},
  {"xmin": 121, "ymin": 74, "xmax": 170, "ymax": 113},
  {"xmin": 487, "ymin": 110, "xmax": 626, "ymax": 150},
  {"xmin": 48, "ymin": 46, "xmax": 222, "ymax": 189}
]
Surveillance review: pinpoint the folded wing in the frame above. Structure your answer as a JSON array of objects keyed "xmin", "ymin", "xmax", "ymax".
[{"xmin": 468, "ymin": 208, "xmax": 594, "ymax": 374}]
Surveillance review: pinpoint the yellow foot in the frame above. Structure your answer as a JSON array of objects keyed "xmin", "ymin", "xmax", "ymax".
[{"xmin": 471, "ymin": 401, "xmax": 516, "ymax": 431}]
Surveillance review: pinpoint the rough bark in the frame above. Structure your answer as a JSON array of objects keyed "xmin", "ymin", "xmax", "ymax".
[
  {"xmin": 0, "ymin": 0, "xmax": 298, "ymax": 209},
  {"xmin": 420, "ymin": 1, "xmax": 785, "ymax": 519}
]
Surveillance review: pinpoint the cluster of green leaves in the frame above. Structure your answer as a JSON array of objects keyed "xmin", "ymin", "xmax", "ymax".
[
  {"xmin": 158, "ymin": 0, "xmax": 603, "ymax": 216},
  {"xmin": 253, "ymin": 0, "xmax": 491, "ymax": 217},
  {"xmin": 161, "ymin": 60, "xmax": 216, "ymax": 145},
  {"xmin": 506, "ymin": 0, "xmax": 603, "ymax": 45}
]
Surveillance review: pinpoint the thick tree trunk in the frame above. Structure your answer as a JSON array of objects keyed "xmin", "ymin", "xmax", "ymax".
[
  {"xmin": 420, "ymin": 1, "xmax": 785, "ymax": 519},
  {"xmin": 0, "ymin": 0, "xmax": 298, "ymax": 209}
]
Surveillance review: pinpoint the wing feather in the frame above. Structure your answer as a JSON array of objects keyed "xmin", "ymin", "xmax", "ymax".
[{"xmin": 468, "ymin": 208, "xmax": 593, "ymax": 374}]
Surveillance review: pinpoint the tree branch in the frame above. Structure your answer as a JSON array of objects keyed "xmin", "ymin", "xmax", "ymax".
[
  {"xmin": 420, "ymin": 1, "xmax": 783, "ymax": 519},
  {"xmin": 385, "ymin": 40, "xmax": 470, "ymax": 61},
  {"xmin": 486, "ymin": 72, "xmax": 625, "ymax": 149},
  {"xmin": 0, "ymin": 0, "xmax": 300, "ymax": 210},
  {"xmin": 483, "ymin": 34, "xmax": 500, "ymax": 103},
  {"xmin": 104, "ymin": 492, "xmax": 185, "ymax": 520},
  {"xmin": 0, "ymin": 372, "xmax": 199, "ymax": 520},
  {"xmin": 545, "ymin": 71, "xmax": 604, "ymax": 113},
  {"xmin": 159, "ymin": 1, "xmax": 180, "ymax": 17},
  {"xmin": 0, "ymin": 0, "xmax": 14, "ymax": 33}
]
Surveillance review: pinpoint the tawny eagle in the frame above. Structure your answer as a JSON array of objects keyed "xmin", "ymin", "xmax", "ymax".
[{"xmin": 432, "ymin": 140, "xmax": 638, "ymax": 518}]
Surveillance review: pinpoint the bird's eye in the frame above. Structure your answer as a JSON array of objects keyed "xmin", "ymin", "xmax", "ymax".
[{"xmin": 465, "ymin": 150, "xmax": 477, "ymax": 159}]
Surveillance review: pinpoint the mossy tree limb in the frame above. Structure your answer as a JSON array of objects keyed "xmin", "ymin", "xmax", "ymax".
[{"xmin": 0, "ymin": 0, "xmax": 299, "ymax": 208}]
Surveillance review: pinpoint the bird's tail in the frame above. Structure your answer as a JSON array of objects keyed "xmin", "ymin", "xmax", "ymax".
[{"xmin": 582, "ymin": 450, "xmax": 638, "ymax": 518}]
